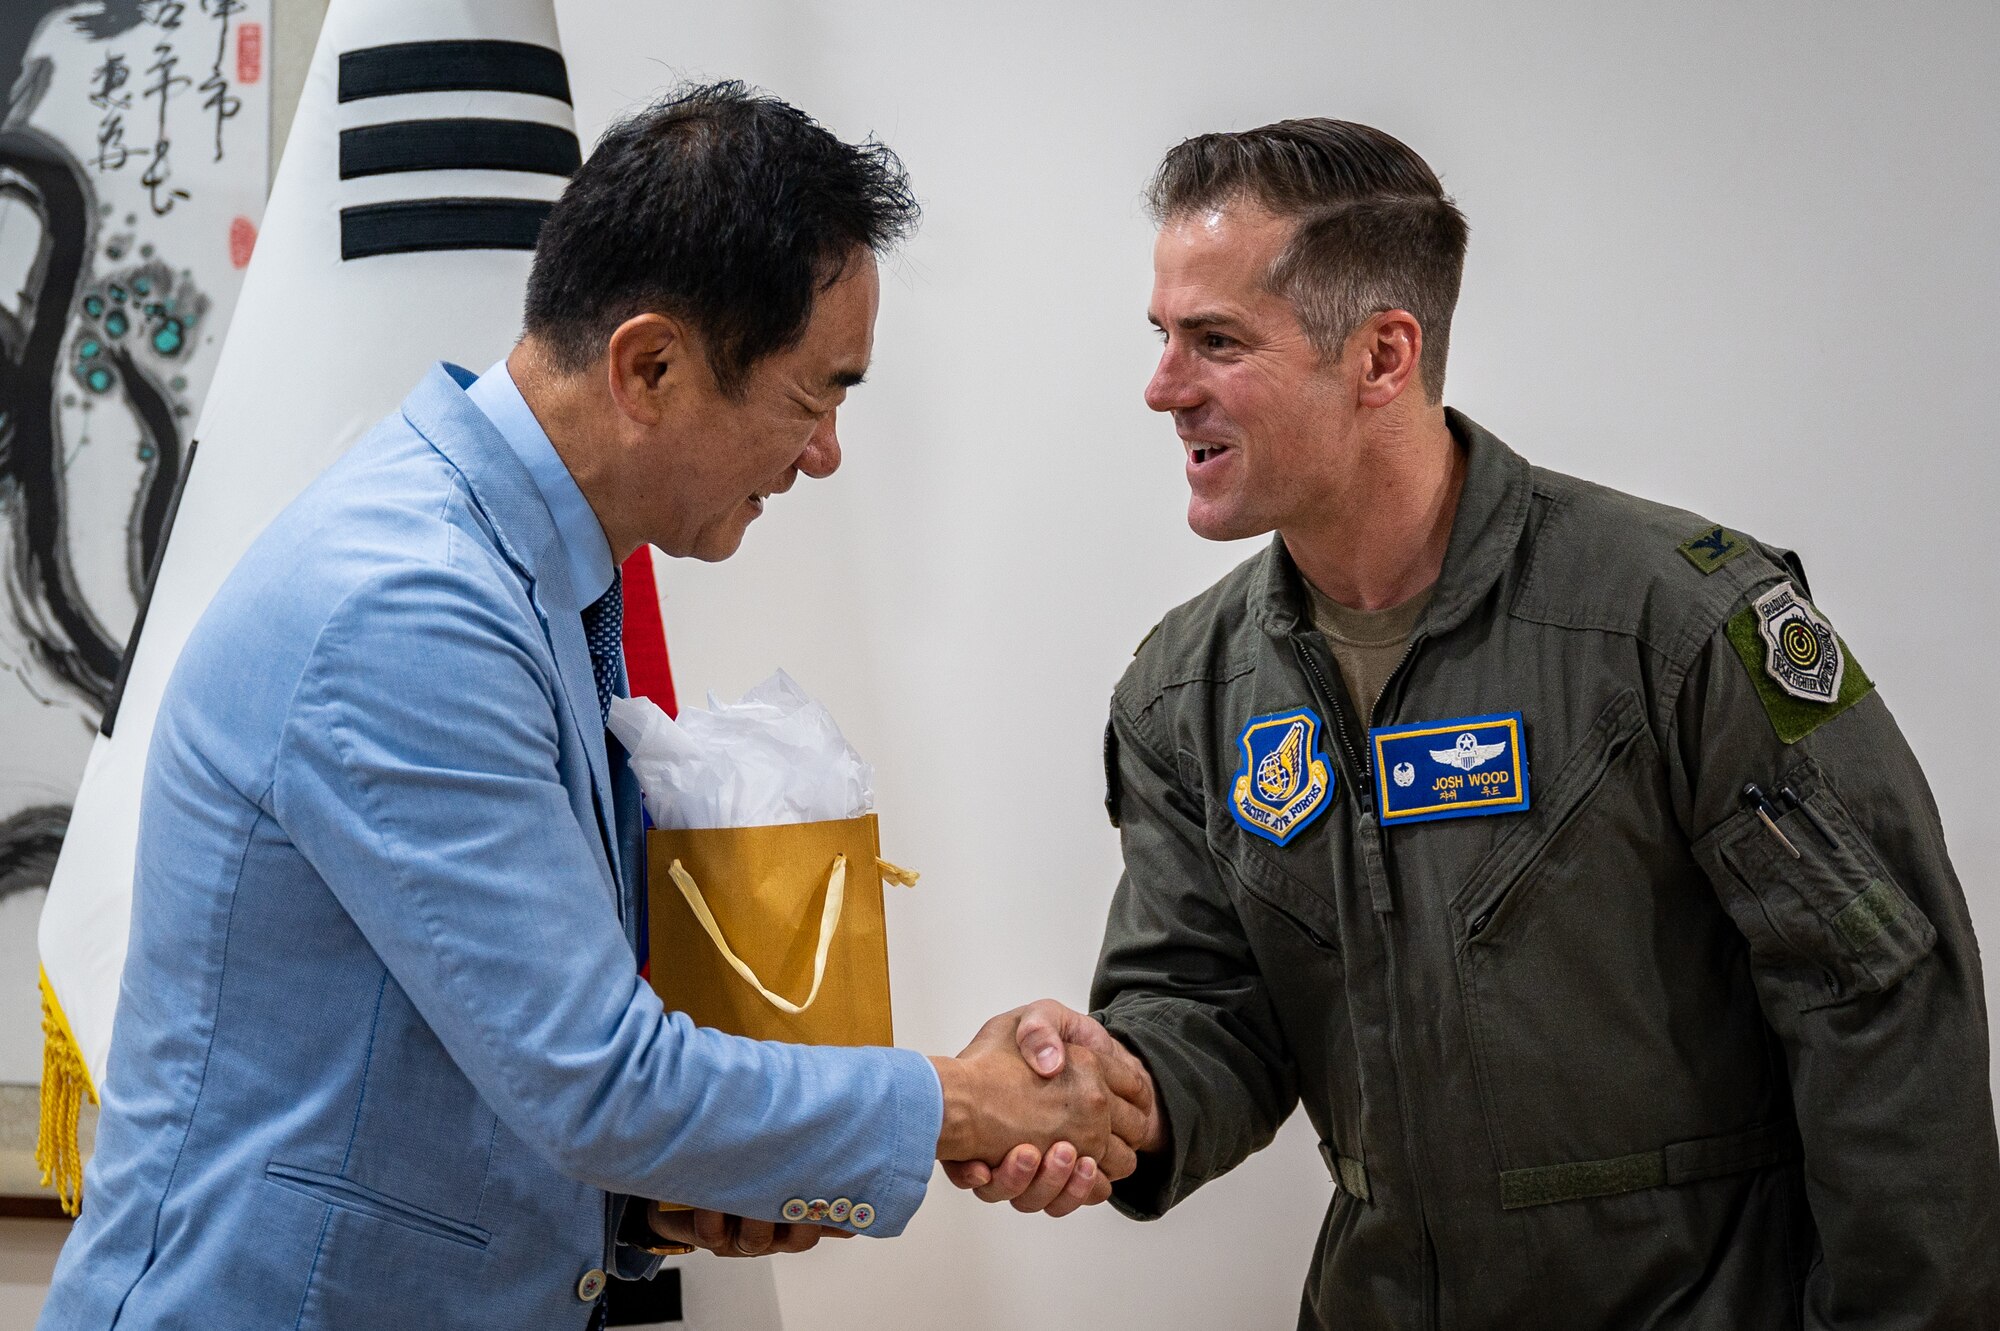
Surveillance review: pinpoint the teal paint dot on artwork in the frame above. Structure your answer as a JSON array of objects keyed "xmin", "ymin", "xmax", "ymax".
[
  {"xmin": 143, "ymin": 303, "xmax": 162, "ymax": 317},
  {"xmin": 169, "ymin": 375, "xmax": 187, "ymax": 391},
  {"xmin": 83, "ymin": 295, "xmax": 103, "ymax": 318},
  {"xmin": 138, "ymin": 446, "xmax": 155, "ymax": 461},
  {"xmin": 140, "ymin": 244, "xmax": 154, "ymax": 258},
  {"xmin": 104, "ymin": 309, "xmax": 129, "ymax": 338},
  {"xmin": 105, "ymin": 247, "xmax": 123, "ymax": 261},
  {"xmin": 108, "ymin": 285, "xmax": 126, "ymax": 303},
  {"xmin": 78, "ymin": 339, "xmax": 100, "ymax": 359},
  {"xmin": 84, "ymin": 367, "xmax": 113, "ymax": 393},
  {"xmin": 133, "ymin": 276, "xmax": 151, "ymax": 295},
  {"xmin": 152, "ymin": 320, "xmax": 184, "ymax": 356}
]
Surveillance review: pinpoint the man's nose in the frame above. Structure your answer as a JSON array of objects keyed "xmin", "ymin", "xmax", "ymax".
[
  {"xmin": 1144, "ymin": 349, "xmax": 1196, "ymax": 414},
  {"xmin": 797, "ymin": 411, "xmax": 842, "ymax": 479}
]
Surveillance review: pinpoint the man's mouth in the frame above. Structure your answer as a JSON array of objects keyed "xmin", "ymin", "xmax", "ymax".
[{"xmin": 1187, "ymin": 443, "xmax": 1232, "ymax": 466}]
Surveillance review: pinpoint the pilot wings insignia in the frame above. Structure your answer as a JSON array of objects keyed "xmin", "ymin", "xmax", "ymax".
[
  {"xmin": 1430, "ymin": 731, "xmax": 1507, "ymax": 771},
  {"xmin": 1231, "ymin": 709, "xmax": 1333, "ymax": 846}
]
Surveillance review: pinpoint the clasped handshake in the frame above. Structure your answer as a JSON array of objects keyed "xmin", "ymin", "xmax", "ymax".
[{"xmin": 648, "ymin": 999, "xmax": 1163, "ymax": 1256}]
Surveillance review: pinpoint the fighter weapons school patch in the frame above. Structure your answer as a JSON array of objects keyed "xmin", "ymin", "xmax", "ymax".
[
  {"xmin": 1370, "ymin": 711, "xmax": 1531, "ymax": 825},
  {"xmin": 1752, "ymin": 582, "xmax": 1842, "ymax": 702},
  {"xmin": 1725, "ymin": 580, "xmax": 1874, "ymax": 743},
  {"xmin": 1230, "ymin": 709, "xmax": 1334, "ymax": 845}
]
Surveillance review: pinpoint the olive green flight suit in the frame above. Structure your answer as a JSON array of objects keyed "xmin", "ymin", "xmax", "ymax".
[{"xmin": 1094, "ymin": 411, "xmax": 2000, "ymax": 1329}]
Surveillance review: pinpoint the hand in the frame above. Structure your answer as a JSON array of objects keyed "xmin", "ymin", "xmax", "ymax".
[
  {"xmin": 929, "ymin": 1008, "xmax": 1152, "ymax": 1182},
  {"xmin": 940, "ymin": 1000, "xmax": 1166, "ymax": 1216},
  {"xmin": 645, "ymin": 1204, "xmax": 854, "ymax": 1257}
]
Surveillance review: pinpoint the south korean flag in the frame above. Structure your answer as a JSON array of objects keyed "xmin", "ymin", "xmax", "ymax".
[{"xmin": 1754, "ymin": 581, "xmax": 1844, "ymax": 704}]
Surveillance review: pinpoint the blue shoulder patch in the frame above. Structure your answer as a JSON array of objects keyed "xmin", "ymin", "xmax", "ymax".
[
  {"xmin": 1230, "ymin": 708, "xmax": 1334, "ymax": 846},
  {"xmin": 1371, "ymin": 711, "xmax": 1530, "ymax": 826}
]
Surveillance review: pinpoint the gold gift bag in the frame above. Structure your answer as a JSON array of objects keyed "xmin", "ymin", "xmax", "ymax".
[{"xmin": 645, "ymin": 812, "xmax": 916, "ymax": 1047}]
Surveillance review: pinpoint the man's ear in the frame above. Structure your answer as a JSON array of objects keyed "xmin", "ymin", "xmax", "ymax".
[
  {"xmin": 1354, "ymin": 309, "xmax": 1424, "ymax": 410},
  {"xmin": 605, "ymin": 312, "xmax": 699, "ymax": 426}
]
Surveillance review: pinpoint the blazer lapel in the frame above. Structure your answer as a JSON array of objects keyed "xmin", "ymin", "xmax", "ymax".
[{"xmin": 399, "ymin": 364, "xmax": 624, "ymax": 894}]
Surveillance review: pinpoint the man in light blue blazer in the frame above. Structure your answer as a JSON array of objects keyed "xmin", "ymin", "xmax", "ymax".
[{"xmin": 40, "ymin": 84, "xmax": 1154, "ymax": 1331}]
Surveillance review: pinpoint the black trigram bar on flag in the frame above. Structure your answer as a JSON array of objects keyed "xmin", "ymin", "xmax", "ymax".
[
  {"xmin": 339, "ymin": 119, "xmax": 581, "ymax": 179},
  {"xmin": 341, "ymin": 198, "xmax": 557, "ymax": 259},
  {"xmin": 337, "ymin": 40, "xmax": 577, "ymax": 260},
  {"xmin": 337, "ymin": 39, "xmax": 572, "ymax": 103}
]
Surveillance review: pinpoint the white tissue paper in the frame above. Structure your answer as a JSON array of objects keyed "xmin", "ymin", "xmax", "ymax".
[{"xmin": 606, "ymin": 670, "xmax": 874, "ymax": 830}]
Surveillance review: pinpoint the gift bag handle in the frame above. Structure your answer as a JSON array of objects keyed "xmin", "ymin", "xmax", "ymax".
[{"xmin": 667, "ymin": 855, "xmax": 849, "ymax": 1015}]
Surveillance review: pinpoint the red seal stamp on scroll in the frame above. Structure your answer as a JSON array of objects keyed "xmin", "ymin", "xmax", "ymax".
[{"xmin": 237, "ymin": 23, "xmax": 263, "ymax": 84}]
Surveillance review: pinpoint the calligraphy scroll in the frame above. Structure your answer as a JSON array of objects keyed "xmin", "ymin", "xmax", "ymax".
[{"xmin": 0, "ymin": 0, "xmax": 270, "ymax": 1197}]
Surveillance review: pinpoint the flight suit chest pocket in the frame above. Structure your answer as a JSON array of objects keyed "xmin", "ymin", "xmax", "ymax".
[
  {"xmin": 1451, "ymin": 689, "xmax": 1649, "ymax": 942},
  {"xmin": 1697, "ymin": 759, "xmax": 1935, "ymax": 1011}
]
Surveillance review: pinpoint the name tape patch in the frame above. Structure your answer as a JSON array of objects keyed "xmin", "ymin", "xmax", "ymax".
[
  {"xmin": 1230, "ymin": 708, "xmax": 1334, "ymax": 846},
  {"xmin": 1372, "ymin": 711, "xmax": 1531, "ymax": 825}
]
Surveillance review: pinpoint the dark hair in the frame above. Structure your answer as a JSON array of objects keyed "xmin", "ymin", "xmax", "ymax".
[
  {"xmin": 524, "ymin": 81, "xmax": 919, "ymax": 394},
  {"xmin": 1147, "ymin": 120, "xmax": 1468, "ymax": 402}
]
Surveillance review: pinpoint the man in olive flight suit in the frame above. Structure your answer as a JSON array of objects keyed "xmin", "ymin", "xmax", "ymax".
[{"xmin": 947, "ymin": 120, "xmax": 2000, "ymax": 1328}]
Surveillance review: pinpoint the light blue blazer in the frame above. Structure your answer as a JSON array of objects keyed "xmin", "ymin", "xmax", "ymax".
[{"xmin": 40, "ymin": 365, "xmax": 941, "ymax": 1331}]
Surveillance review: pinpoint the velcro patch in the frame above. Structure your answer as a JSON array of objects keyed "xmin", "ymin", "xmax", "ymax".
[
  {"xmin": 1725, "ymin": 583, "xmax": 1874, "ymax": 743},
  {"xmin": 1230, "ymin": 709, "xmax": 1334, "ymax": 845},
  {"xmin": 1679, "ymin": 524, "xmax": 1749, "ymax": 575},
  {"xmin": 1371, "ymin": 711, "xmax": 1530, "ymax": 825}
]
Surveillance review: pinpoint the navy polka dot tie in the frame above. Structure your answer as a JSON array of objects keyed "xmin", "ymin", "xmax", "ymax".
[{"xmin": 581, "ymin": 573, "xmax": 623, "ymax": 723}]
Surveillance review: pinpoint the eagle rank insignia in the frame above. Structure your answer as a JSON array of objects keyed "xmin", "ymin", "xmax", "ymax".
[
  {"xmin": 1752, "ymin": 581, "xmax": 1844, "ymax": 704},
  {"xmin": 1230, "ymin": 709, "xmax": 1333, "ymax": 846}
]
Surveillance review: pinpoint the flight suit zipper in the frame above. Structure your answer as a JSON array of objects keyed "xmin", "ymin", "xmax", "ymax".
[
  {"xmin": 1292, "ymin": 641, "xmax": 1371, "ymax": 812},
  {"xmin": 1291, "ymin": 632, "xmax": 1440, "ymax": 1331}
]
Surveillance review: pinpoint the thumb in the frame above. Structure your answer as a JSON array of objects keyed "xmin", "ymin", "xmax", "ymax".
[{"xmin": 1015, "ymin": 1010, "xmax": 1066, "ymax": 1077}]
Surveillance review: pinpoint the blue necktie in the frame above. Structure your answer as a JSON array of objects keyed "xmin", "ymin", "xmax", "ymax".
[
  {"xmin": 581, "ymin": 573, "xmax": 623, "ymax": 723},
  {"xmin": 583, "ymin": 571, "xmax": 646, "ymax": 955}
]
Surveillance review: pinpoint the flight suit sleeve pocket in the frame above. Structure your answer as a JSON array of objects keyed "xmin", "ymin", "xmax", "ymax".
[{"xmin": 1697, "ymin": 760, "xmax": 1936, "ymax": 1011}]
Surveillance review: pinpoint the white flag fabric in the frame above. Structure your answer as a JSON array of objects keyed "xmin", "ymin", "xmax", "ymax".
[{"xmin": 36, "ymin": 0, "xmax": 574, "ymax": 1200}]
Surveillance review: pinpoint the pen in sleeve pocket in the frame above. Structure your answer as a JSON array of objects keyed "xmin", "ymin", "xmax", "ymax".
[{"xmin": 1741, "ymin": 783, "xmax": 1800, "ymax": 859}]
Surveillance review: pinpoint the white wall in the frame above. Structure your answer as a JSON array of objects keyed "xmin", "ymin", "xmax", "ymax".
[
  {"xmin": 6, "ymin": 2, "xmax": 1994, "ymax": 1325},
  {"xmin": 555, "ymin": 1, "xmax": 2000, "ymax": 1327}
]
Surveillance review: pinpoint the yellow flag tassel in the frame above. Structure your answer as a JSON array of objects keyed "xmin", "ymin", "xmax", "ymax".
[{"xmin": 36, "ymin": 967, "xmax": 97, "ymax": 1216}]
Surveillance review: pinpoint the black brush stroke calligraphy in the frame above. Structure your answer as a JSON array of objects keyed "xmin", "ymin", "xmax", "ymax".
[{"xmin": 0, "ymin": 0, "xmax": 187, "ymax": 901}]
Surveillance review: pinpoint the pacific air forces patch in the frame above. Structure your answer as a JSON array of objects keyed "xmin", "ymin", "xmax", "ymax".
[
  {"xmin": 1230, "ymin": 709, "xmax": 1333, "ymax": 846},
  {"xmin": 1752, "ymin": 581, "xmax": 1843, "ymax": 703}
]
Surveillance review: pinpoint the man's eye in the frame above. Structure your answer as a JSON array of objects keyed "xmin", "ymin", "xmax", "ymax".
[{"xmin": 1203, "ymin": 332, "xmax": 1233, "ymax": 350}]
